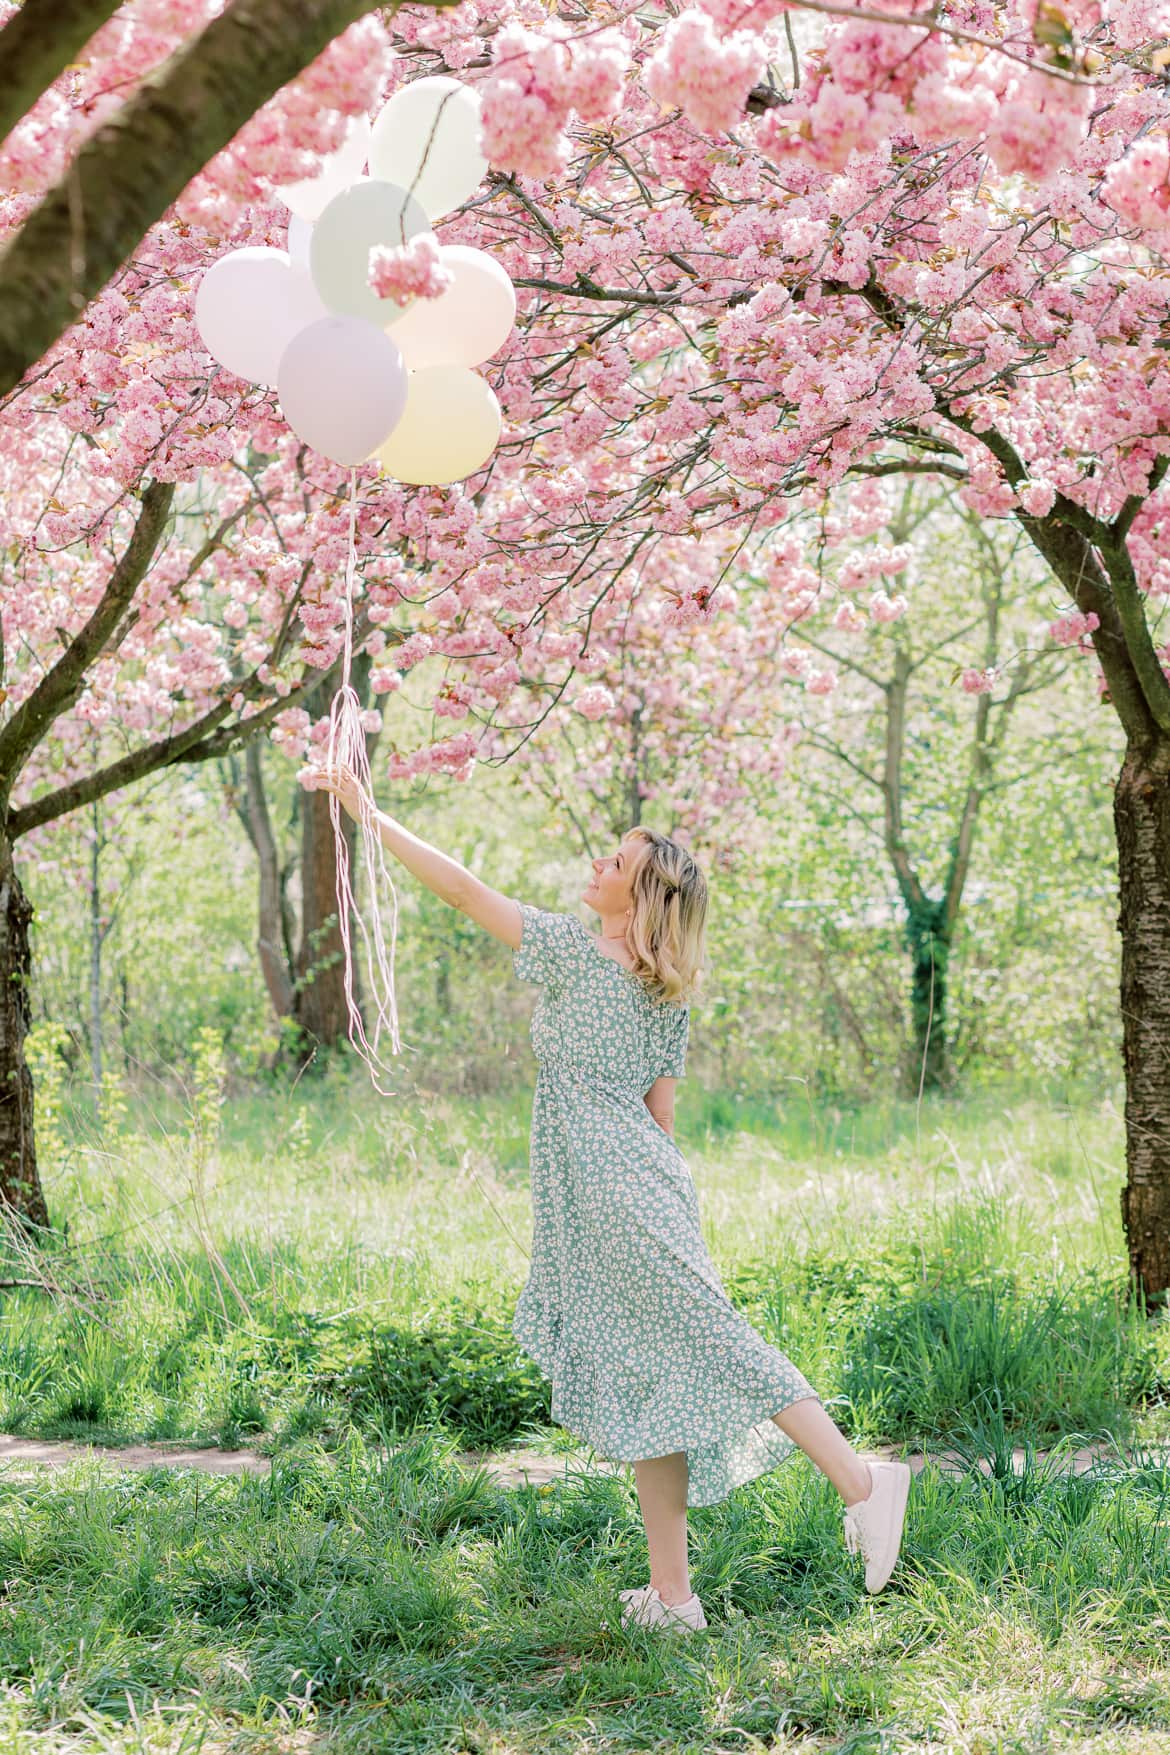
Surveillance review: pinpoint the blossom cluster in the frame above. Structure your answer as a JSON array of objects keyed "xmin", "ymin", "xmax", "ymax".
[
  {"xmin": 368, "ymin": 234, "xmax": 454, "ymax": 305},
  {"xmin": 479, "ymin": 19, "xmax": 630, "ymax": 179}
]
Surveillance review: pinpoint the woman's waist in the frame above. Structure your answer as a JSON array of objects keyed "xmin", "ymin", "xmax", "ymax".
[{"xmin": 535, "ymin": 1055, "xmax": 646, "ymax": 1094}]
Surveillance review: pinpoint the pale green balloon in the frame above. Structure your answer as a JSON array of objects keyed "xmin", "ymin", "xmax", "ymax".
[{"xmin": 310, "ymin": 178, "xmax": 431, "ymax": 328}]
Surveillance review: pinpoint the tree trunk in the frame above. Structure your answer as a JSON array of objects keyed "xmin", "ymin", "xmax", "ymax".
[
  {"xmin": 292, "ymin": 658, "xmax": 379, "ymax": 1053},
  {"xmin": 0, "ymin": 831, "xmax": 48, "ymax": 1227},
  {"xmin": 1116, "ymin": 738, "xmax": 1170, "ymax": 1307},
  {"xmin": 243, "ymin": 741, "xmax": 295, "ymax": 1021},
  {"xmin": 89, "ymin": 798, "xmax": 103, "ymax": 1099},
  {"xmin": 293, "ymin": 778, "xmax": 356, "ymax": 1050},
  {"xmin": 901, "ymin": 906, "xmax": 954, "ymax": 1098},
  {"xmin": 0, "ymin": 0, "xmax": 124, "ymax": 146}
]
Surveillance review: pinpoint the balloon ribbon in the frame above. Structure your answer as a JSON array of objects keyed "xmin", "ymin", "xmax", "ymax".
[{"xmin": 323, "ymin": 469, "xmax": 403, "ymax": 1089}]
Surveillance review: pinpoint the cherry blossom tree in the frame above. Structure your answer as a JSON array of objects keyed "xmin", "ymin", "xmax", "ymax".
[
  {"xmin": 3, "ymin": 0, "xmax": 1170, "ymax": 1305},
  {"xmin": 0, "ymin": 0, "xmax": 460, "ymax": 396}
]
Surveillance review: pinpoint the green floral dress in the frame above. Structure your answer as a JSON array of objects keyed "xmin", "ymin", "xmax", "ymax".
[{"xmin": 512, "ymin": 903, "xmax": 820, "ymax": 1507}]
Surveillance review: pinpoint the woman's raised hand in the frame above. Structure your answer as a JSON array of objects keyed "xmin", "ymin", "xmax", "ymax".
[{"xmin": 298, "ymin": 760, "xmax": 370, "ymax": 823}]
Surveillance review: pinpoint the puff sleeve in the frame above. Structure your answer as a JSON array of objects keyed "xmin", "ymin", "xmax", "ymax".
[
  {"xmin": 513, "ymin": 903, "xmax": 584, "ymax": 989},
  {"xmin": 656, "ymin": 1002, "xmax": 690, "ymax": 1080}
]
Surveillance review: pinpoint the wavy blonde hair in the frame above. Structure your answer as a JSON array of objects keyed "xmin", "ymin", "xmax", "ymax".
[{"xmin": 623, "ymin": 827, "xmax": 708, "ymax": 1006}]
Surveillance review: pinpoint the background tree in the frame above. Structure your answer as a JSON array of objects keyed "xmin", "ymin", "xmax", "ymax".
[
  {"xmin": 772, "ymin": 487, "xmax": 1107, "ymax": 1095},
  {"xmin": 220, "ymin": 654, "xmax": 382, "ymax": 1063}
]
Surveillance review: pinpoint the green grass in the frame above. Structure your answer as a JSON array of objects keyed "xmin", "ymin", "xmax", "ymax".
[
  {"xmin": 0, "ymin": 1433, "xmax": 1169, "ymax": 1752},
  {"xmin": 1, "ymin": 1072, "xmax": 1169, "ymax": 1749}
]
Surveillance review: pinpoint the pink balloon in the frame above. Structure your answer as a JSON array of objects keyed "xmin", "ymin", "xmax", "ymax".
[
  {"xmin": 277, "ymin": 317, "xmax": 408, "ymax": 467},
  {"xmin": 195, "ymin": 247, "xmax": 326, "ymax": 387}
]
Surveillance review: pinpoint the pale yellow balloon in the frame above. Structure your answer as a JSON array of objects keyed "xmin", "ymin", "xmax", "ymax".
[{"xmin": 373, "ymin": 365, "xmax": 501, "ymax": 486}]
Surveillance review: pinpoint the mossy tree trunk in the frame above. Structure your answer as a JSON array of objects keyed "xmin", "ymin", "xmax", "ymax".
[
  {"xmin": 0, "ymin": 829, "xmax": 47, "ymax": 1229},
  {"xmin": 1115, "ymin": 738, "xmax": 1170, "ymax": 1302}
]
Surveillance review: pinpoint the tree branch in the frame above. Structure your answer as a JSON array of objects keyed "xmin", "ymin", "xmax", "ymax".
[
  {"xmin": 1114, "ymin": 454, "xmax": 1170, "ymax": 543},
  {"xmin": 0, "ymin": 479, "xmax": 174, "ymax": 793},
  {"xmin": 1016, "ymin": 510, "xmax": 1160, "ymax": 745},
  {"xmin": 7, "ymin": 613, "xmax": 373, "ymax": 839},
  {"xmin": 940, "ymin": 557, "xmax": 1003, "ymax": 937},
  {"xmin": 0, "ymin": 0, "xmax": 124, "ymax": 146},
  {"xmin": 883, "ymin": 645, "xmax": 930, "ymax": 916},
  {"xmin": 798, "ymin": 728, "xmax": 884, "ymax": 792},
  {"xmin": 1097, "ymin": 527, "xmax": 1170, "ymax": 738}
]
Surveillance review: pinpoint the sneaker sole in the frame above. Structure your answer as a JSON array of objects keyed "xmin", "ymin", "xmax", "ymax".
[
  {"xmin": 866, "ymin": 1462, "xmax": 910, "ymax": 1593},
  {"xmin": 617, "ymin": 1607, "xmax": 708, "ymax": 1628}
]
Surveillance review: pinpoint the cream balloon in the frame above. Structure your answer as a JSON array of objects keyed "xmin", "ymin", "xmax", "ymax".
[
  {"xmin": 274, "ymin": 113, "xmax": 371, "ymax": 223},
  {"xmin": 373, "ymin": 365, "xmax": 501, "ymax": 485},
  {"xmin": 369, "ymin": 77, "xmax": 487, "ymax": 221},
  {"xmin": 277, "ymin": 317, "xmax": 408, "ymax": 467},
  {"xmin": 310, "ymin": 178, "xmax": 431, "ymax": 327},
  {"xmin": 194, "ymin": 247, "xmax": 327, "ymax": 386},
  {"xmin": 382, "ymin": 245, "xmax": 516, "ymax": 370}
]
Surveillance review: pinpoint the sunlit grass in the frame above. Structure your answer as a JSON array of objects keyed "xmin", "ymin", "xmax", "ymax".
[
  {"xmin": 1, "ymin": 1072, "xmax": 1168, "ymax": 1749},
  {"xmin": 0, "ymin": 1433, "xmax": 1168, "ymax": 1752}
]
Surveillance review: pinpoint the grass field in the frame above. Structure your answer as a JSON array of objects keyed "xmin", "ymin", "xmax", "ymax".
[{"xmin": 1, "ymin": 1069, "xmax": 1168, "ymax": 1752}]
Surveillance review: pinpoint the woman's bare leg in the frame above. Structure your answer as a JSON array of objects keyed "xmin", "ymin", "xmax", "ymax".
[
  {"xmin": 771, "ymin": 1395, "xmax": 872, "ymax": 1505},
  {"xmin": 632, "ymin": 1451, "xmax": 692, "ymax": 1605}
]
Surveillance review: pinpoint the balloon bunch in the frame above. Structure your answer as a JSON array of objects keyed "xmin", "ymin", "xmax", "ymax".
[{"xmin": 195, "ymin": 77, "xmax": 515, "ymax": 485}]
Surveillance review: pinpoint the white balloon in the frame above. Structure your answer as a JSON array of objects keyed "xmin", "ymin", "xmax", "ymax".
[
  {"xmin": 383, "ymin": 245, "xmax": 516, "ymax": 370},
  {"xmin": 195, "ymin": 247, "xmax": 327, "ymax": 386},
  {"xmin": 274, "ymin": 113, "xmax": 372, "ymax": 223},
  {"xmin": 369, "ymin": 77, "xmax": 488, "ymax": 222},
  {"xmin": 286, "ymin": 214, "xmax": 313, "ymax": 273},
  {"xmin": 277, "ymin": 317, "xmax": 408, "ymax": 467},
  {"xmin": 373, "ymin": 365, "xmax": 501, "ymax": 485},
  {"xmin": 310, "ymin": 178, "xmax": 431, "ymax": 327}
]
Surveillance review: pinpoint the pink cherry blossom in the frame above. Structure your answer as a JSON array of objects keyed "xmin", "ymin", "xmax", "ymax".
[
  {"xmin": 1050, "ymin": 609, "xmax": 1101, "ymax": 648},
  {"xmin": 368, "ymin": 234, "xmax": 454, "ymax": 305},
  {"xmin": 644, "ymin": 12, "xmax": 764, "ymax": 135}
]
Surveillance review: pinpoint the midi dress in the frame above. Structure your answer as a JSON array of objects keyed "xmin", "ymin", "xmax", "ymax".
[{"xmin": 512, "ymin": 902, "xmax": 820, "ymax": 1508}]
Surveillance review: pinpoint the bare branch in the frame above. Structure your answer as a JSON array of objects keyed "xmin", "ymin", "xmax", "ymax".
[{"xmin": 0, "ymin": 480, "xmax": 174, "ymax": 792}]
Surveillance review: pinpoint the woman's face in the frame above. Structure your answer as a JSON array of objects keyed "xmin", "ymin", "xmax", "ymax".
[{"xmin": 584, "ymin": 834, "xmax": 643, "ymax": 920}]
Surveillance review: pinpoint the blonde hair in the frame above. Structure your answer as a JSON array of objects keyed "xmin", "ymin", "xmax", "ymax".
[{"xmin": 623, "ymin": 827, "xmax": 708, "ymax": 1006}]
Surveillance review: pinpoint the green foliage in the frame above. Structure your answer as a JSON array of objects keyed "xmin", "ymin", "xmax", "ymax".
[
  {"xmin": 312, "ymin": 1304, "xmax": 551, "ymax": 1448},
  {"xmin": 20, "ymin": 644, "xmax": 1125, "ymax": 1108},
  {"xmin": 22, "ymin": 1021, "xmax": 70, "ymax": 1176}
]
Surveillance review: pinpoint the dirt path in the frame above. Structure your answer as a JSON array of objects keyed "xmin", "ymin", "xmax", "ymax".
[
  {"xmin": 0, "ymin": 1434, "xmax": 272, "ymax": 1478},
  {"xmin": 2, "ymin": 1432, "xmax": 1165, "ymax": 1488}
]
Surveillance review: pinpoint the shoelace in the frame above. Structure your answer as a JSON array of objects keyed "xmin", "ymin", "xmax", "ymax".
[{"xmin": 843, "ymin": 1507, "xmax": 875, "ymax": 1561}]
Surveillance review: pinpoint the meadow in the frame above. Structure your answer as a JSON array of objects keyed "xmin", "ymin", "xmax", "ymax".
[{"xmin": 0, "ymin": 1062, "xmax": 1168, "ymax": 1753}]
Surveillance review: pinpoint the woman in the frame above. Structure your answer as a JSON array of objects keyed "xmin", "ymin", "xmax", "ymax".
[{"xmin": 314, "ymin": 762, "xmax": 910, "ymax": 1632}]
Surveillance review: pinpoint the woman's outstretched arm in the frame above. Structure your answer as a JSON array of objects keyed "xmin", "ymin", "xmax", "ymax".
[{"xmin": 305, "ymin": 760, "xmax": 523, "ymax": 951}]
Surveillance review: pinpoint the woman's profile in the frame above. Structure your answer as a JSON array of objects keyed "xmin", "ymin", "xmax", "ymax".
[{"xmin": 309, "ymin": 761, "xmax": 910, "ymax": 1631}]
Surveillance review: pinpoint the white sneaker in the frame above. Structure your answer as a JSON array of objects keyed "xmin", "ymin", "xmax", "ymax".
[
  {"xmin": 843, "ymin": 1460, "xmax": 910, "ymax": 1593},
  {"xmin": 618, "ymin": 1584, "xmax": 708, "ymax": 1632}
]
